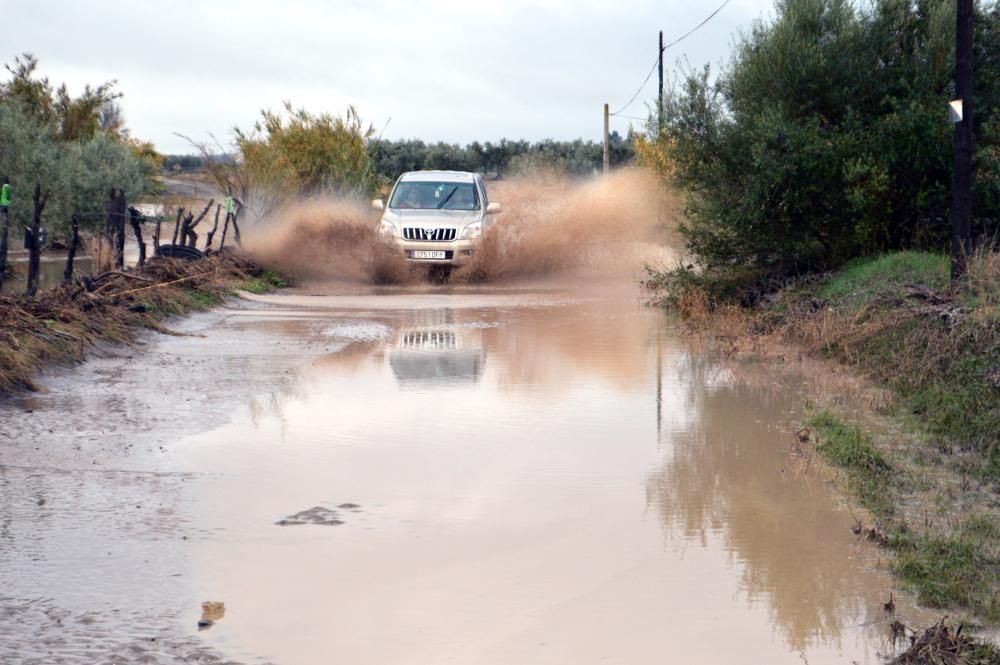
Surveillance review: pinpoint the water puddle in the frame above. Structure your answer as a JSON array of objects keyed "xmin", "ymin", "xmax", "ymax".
[
  {"xmin": 0, "ymin": 285, "xmax": 932, "ymax": 664},
  {"xmin": 175, "ymin": 289, "xmax": 925, "ymax": 664},
  {"xmin": 0, "ymin": 251, "xmax": 95, "ymax": 295}
]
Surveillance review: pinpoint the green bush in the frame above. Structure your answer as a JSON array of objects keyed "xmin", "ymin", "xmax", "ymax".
[
  {"xmin": 808, "ymin": 411, "xmax": 895, "ymax": 515},
  {"xmin": 243, "ymin": 270, "xmax": 289, "ymax": 294}
]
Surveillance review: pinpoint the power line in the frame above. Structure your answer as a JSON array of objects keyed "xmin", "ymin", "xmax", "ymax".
[
  {"xmin": 610, "ymin": 58, "xmax": 659, "ymax": 116},
  {"xmin": 610, "ymin": 0, "xmax": 734, "ymax": 116},
  {"xmin": 663, "ymin": 0, "xmax": 733, "ymax": 51},
  {"xmin": 613, "ymin": 114, "xmax": 649, "ymax": 122}
]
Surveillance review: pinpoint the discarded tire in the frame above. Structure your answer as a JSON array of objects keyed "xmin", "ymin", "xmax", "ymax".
[{"xmin": 158, "ymin": 244, "xmax": 205, "ymax": 261}]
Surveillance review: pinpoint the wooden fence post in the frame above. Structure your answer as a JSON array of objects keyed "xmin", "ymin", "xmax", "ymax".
[
  {"xmin": 230, "ymin": 200, "xmax": 243, "ymax": 246},
  {"xmin": 219, "ymin": 208, "xmax": 231, "ymax": 251},
  {"xmin": 128, "ymin": 206, "xmax": 146, "ymax": 267},
  {"xmin": 185, "ymin": 199, "xmax": 213, "ymax": 248},
  {"xmin": 114, "ymin": 190, "xmax": 126, "ymax": 269},
  {"xmin": 104, "ymin": 188, "xmax": 117, "ymax": 259},
  {"xmin": 205, "ymin": 204, "xmax": 221, "ymax": 252},
  {"xmin": 171, "ymin": 207, "xmax": 184, "ymax": 246},
  {"xmin": 153, "ymin": 216, "xmax": 162, "ymax": 256},
  {"xmin": 26, "ymin": 182, "xmax": 49, "ymax": 297},
  {"xmin": 0, "ymin": 176, "xmax": 10, "ymax": 291},
  {"xmin": 179, "ymin": 212, "xmax": 194, "ymax": 249},
  {"xmin": 64, "ymin": 211, "xmax": 80, "ymax": 283}
]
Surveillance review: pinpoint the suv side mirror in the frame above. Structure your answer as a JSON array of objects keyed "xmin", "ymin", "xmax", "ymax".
[
  {"xmin": 486, "ymin": 202, "xmax": 502, "ymax": 214},
  {"xmin": 371, "ymin": 199, "xmax": 385, "ymax": 211}
]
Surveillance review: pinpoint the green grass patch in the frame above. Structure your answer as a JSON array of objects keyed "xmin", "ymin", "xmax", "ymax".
[
  {"xmin": 893, "ymin": 527, "xmax": 1000, "ymax": 621},
  {"xmin": 817, "ymin": 251, "xmax": 949, "ymax": 305},
  {"xmin": 808, "ymin": 411, "xmax": 896, "ymax": 517},
  {"xmin": 242, "ymin": 270, "xmax": 289, "ymax": 294},
  {"xmin": 809, "ymin": 411, "xmax": 1000, "ymax": 621},
  {"xmin": 185, "ymin": 289, "xmax": 224, "ymax": 309}
]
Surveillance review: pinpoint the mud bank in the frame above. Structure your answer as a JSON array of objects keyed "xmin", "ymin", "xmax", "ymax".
[{"xmin": 0, "ymin": 252, "xmax": 274, "ymax": 396}]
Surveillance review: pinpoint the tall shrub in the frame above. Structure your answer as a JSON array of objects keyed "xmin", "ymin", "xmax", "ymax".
[{"xmin": 646, "ymin": 0, "xmax": 1000, "ymax": 276}]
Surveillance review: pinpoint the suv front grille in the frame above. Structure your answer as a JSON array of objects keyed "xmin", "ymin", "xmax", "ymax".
[
  {"xmin": 403, "ymin": 227, "xmax": 456, "ymax": 241},
  {"xmin": 401, "ymin": 331, "xmax": 457, "ymax": 350}
]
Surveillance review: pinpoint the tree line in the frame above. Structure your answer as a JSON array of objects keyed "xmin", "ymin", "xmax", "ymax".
[
  {"xmin": 167, "ymin": 133, "xmax": 636, "ymax": 182},
  {"xmin": 369, "ymin": 134, "xmax": 635, "ymax": 180}
]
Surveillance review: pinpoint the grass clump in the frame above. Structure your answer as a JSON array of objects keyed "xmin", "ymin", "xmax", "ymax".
[
  {"xmin": 808, "ymin": 411, "xmax": 895, "ymax": 518},
  {"xmin": 817, "ymin": 252, "xmax": 949, "ymax": 306},
  {"xmin": 810, "ymin": 410, "xmax": 891, "ymax": 473},
  {"xmin": 184, "ymin": 289, "xmax": 225, "ymax": 309},
  {"xmin": 893, "ymin": 527, "xmax": 1000, "ymax": 621},
  {"xmin": 242, "ymin": 270, "xmax": 289, "ymax": 294},
  {"xmin": 809, "ymin": 411, "xmax": 1000, "ymax": 621}
]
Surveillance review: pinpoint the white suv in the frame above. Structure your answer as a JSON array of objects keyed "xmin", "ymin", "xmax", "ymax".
[{"xmin": 372, "ymin": 171, "xmax": 502, "ymax": 266}]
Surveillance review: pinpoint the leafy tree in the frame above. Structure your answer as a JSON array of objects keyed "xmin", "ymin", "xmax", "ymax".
[
  {"xmin": 645, "ymin": 0, "xmax": 1000, "ymax": 276},
  {"xmin": 0, "ymin": 54, "xmax": 155, "ymax": 238}
]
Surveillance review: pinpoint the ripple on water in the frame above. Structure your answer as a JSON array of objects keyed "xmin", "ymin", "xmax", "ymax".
[{"xmin": 323, "ymin": 322, "xmax": 392, "ymax": 342}]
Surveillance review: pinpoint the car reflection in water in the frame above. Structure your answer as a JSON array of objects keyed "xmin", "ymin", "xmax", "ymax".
[{"xmin": 388, "ymin": 327, "xmax": 486, "ymax": 387}]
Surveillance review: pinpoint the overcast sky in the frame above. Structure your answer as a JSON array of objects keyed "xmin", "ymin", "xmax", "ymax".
[{"xmin": 5, "ymin": 0, "xmax": 775, "ymax": 154}]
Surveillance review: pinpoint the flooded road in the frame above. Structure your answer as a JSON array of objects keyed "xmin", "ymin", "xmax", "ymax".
[{"xmin": 0, "ymin": 283, "xmax": 929, "ymax": 664}]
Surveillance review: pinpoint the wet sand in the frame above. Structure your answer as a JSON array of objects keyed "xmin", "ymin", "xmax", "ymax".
[{"xmin": 0, "ymin": 283, "xmax": 933, "ymax": 664}]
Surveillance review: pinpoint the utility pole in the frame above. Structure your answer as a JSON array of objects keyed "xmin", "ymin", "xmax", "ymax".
[
  {"xmin": 0, "ymin": 177, "xmax": 10, "ymax": 291},
  {"xmin": 951, "ymin": 0, "xmax": 974, "ymax": 280},
  {"xmin": 603, "ymin": 103, "xmax": 610, "ymax": 175},
  {"xmin": 658, "ymin": 30, "xmax": 665, "ymax": 136}
]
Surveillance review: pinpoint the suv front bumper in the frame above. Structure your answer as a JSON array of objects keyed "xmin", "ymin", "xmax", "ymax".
[{"xmin": 396, "ymin": 238, "xmax": 477, "ymax": 265}]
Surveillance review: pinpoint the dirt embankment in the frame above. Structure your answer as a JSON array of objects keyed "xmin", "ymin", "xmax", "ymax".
[{"xmin": 0, "ymin": 252, "xmax": 271, "ymax": 395}]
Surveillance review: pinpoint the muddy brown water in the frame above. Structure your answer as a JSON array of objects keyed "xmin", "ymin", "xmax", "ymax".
[
  {"xmin": 0, "ymin": 252, "xmax": 95, "ymax": 295},
  {"xmin": 0, "ymin": 282, "xmax": 933, "ymax": 664}
]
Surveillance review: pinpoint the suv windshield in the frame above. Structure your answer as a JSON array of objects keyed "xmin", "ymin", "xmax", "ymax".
[{"xmin": 389, "ymin": 181, "xmax": 479, "ymax": 211}]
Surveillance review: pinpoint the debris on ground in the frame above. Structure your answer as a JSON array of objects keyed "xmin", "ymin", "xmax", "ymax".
[
  {"xmin": 275, "ymin": 506, "xmax": 344, "ymax": 526},
  {"xmin": 0, "ymin": 252, "xmax": 263, "ymax": 395},
  {"xmin": 198, "ymin": 601, "xmax": 226, "ymax": 630},
  {"xmin": 891, "ymin": 619, "xmax": 1000, "ymax": 665}
]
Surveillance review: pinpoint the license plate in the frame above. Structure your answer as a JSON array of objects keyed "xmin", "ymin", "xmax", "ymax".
[{"xmin": 412, "ymin": 251, "xmax": 446, "ymax": 259}]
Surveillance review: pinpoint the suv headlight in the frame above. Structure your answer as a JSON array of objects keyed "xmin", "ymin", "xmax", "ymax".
[
  {"xmin": 461, "ymin": 222, "xmax": 481, "ymax": 240},
  {"xmin": 378, "ymin": 220, "xmax": 398, "ymax": 238}
]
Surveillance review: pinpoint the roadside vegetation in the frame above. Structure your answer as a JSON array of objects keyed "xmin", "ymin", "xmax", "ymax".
[
  {"xmin": 183, "ymin": 102, "xmax": 382, "ymax": 220},
  {"xmin": 641, "ymin": 0, "xmax": 1000, "ymax": 636},
  {"xmin": 242, "ymin": 269, "xmax": 288, "ymax": 294}
]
